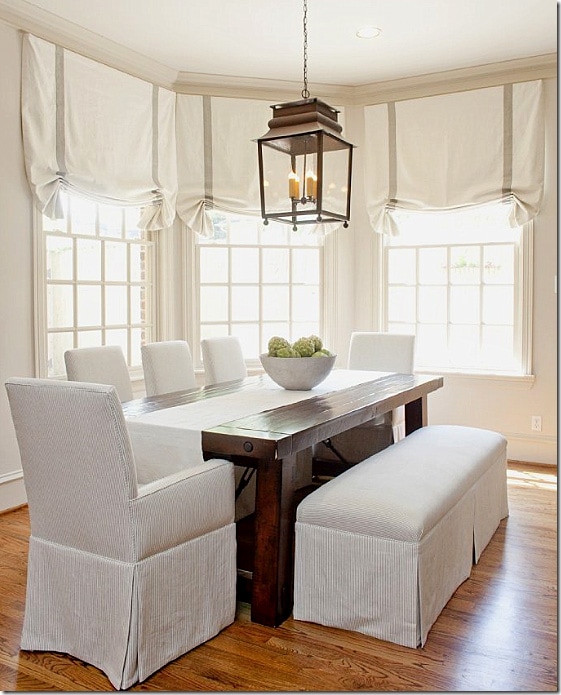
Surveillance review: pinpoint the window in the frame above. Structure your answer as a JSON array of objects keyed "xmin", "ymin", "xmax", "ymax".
[
  {"xmin": 38, "ymin": 193, "xmax": 155, "ymax": 378},
  {"xmin": 196, "ymin": 211, "xmax": 323, "ymax": 363},
  {"xmin": 382, "ymin": 204, "xmax": 532, "ymax": 374}
]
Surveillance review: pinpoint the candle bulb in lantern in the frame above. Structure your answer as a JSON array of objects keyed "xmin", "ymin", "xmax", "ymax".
[
  {"xmin": 288, "ymin": 171, "xmax": 300, "ymax": 199},
  {"xmin": 305, "ymin": 170, "xmax": 317, "ymax": 199}
]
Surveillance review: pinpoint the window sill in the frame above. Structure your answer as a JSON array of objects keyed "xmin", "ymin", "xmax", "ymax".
[{"xmin": 415, "ymin": 368, "xmax": 535, "ymax": 387}]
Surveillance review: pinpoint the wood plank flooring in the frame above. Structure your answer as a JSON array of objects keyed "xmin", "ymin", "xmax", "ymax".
[{"xmin": 0, "ymin": 462, "xmax": 556, "ymax": 691}]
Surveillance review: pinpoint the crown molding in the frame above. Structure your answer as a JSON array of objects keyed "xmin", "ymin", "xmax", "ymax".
[
  {"xmin": 0, "ymin": 0, "xmax": 177, "ymax": 87},
  {"xmin": 0, "ymin": 0, "xmax": 556, "ymax": 105},
  {"xmin": 348, "ymin": 53, "xmax": 557, "ymax": 106}
]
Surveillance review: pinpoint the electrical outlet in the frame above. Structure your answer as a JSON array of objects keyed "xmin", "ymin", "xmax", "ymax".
[{"xmin": 531, "ymin": 415, "xmax": 542, "ymax": 432}]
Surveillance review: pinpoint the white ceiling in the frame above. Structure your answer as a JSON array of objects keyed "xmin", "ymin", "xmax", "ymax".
[{"xmin": 16, "ymin": 0, "xmax": 558, "ymax": 87}]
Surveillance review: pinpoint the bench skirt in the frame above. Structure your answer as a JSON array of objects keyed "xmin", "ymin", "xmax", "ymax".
[{"xmin": 293, "ymin": 425, "xmax": 509, "ymax": 648}]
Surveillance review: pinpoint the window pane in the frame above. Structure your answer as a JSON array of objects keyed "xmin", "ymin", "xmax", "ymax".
[
  {"xmin": 77, "ymin": 238, "xmax": 101, "ymax": 281},
  {"xmin": 200, "ymin": 247, "xmax": 229, "ymax": 283},
  {"xmin": 105, "ymin": 329, "xmax": 128, "ymax": 360},
  {"xmin": 262, "ymin": 285, "xmax": 289, "ymax": 320},
  {"xmin": 419, "ymin": 247, "xmax": 447, "ymax": 285},
  {"xmin": 388, "ymin": 287, "xmax": 416, "ymax": 323},
  {"xmin": 388, "ymin": 248, "xmax": 416, "ymax": 285},
  {"xmin": 105, "ymin": 286, "xmax": 128, "ymax": 325},
  {"xmin": 292, "ymin": 249, "xmax": 319, "ymax": 284},
  {"xmin": 450, "ymin": 246, "xmax": 480, "ymax": 285},
  {"xmin": 48, "ymin": 332, "xmax": 73, "ymax": 377},
  {"xmin": 484, "ymin": 245, "xmax": 514, "ymax": 284},
  {"xmin": 77, "ymin": 330, "xmax": 102, "ymax": 348},
  {"xmin": 482, "ymin": 325, "xmax": 515, "ymax": 369},
  {"xmin": 233, "ymin": 324, "xmax": 260, "ymax": 358},
  {"xmin": 262, "ymin": 248, "xmax": 289, "ymax": 283},
  {"xmin": 483, "ymin": 286, "xmax": 513, "ymax": 325},
  {"xmin": 232, "ymin": 248, "xmax": 259, "ymax": 283},
  {"xmin": 47, "ymin": 236, "xmax": 73, "ymax": 280},
  {"xmin": 47, "ymin": 285, "xmax": 73, "ymax": 328},
  {"xmin": 450, "ymin": 286, "xmax": 479, "ymax": 324},
  {"xmin": 200, "ymin": 286, "xmax": 229, "ymax": 322},
  {"xmin": 125, "ymin": 208, "xmax": 143, "ymax": 239},
  {"xmin": 418, "ymin": 286, "xmax": 447, "ymax": 323},
  {"xmin": 416, "ymin": 324, "xmax": 448, "ymax": 366},
  {"xmin": 77, "ymin": 285, "xmax": 101, "ymax": 327},
  {"xmin": 292, "ymin": 286, "xmax": 319, "ymax": 321},
  {"xmin": 231, "ymin": 286, "xmax": 259, "ymax": 321},
  {"xmin": 449, "ymin": 325, "xmax": 479, "ymax": 366},
  {"xmin": 105, "ymin": 242, "xmax": 127, "ymax": 281}
]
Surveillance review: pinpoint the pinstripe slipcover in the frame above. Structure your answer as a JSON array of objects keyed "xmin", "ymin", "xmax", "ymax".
[
  {"xmin": 294, "ymin": 425, "xmax": 508, "ymax": 648},
  {"xmin": 5, "ymin": 378, "xmax": 237, "ymax": 690}
]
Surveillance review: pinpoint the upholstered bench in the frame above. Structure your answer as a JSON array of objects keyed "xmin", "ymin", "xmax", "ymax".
[{"xmin": 293, "ymin": 425, "xmax": 509, "ymax": 648}]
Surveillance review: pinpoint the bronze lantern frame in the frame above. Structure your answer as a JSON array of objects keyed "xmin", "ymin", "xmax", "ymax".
[{"xmin": 256, "ymin": 97, "xmax": 354, "ymax": 231}]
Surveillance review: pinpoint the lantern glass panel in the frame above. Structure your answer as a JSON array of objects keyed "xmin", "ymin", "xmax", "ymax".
[{"xmin": 321, "ymin": 134, "xmax": 351, "ymax": 219}]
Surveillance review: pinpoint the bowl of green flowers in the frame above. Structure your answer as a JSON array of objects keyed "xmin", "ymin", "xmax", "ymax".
[{"xmin": 260, "ymin": 335, "xmax": 336, "ymax": 390}]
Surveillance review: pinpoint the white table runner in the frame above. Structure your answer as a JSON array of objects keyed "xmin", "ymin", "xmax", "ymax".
[{"xmin": 127, "ymin": 370, "xmax": 388, "ymax": 482}]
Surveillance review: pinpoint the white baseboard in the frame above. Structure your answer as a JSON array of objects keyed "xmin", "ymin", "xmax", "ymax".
[
  {"xmin": 505, "ymin": 433, "xmax": 557, "ymax": 466},
  {"xmin": 0, "ymin": 469, "xmax": 26, "ymax": 513}
]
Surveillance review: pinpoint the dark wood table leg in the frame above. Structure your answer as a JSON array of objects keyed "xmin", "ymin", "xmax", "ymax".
[
  {"xmin": 404, "ymin": 394, "xmax": 428, "ymax": 435},
  {"xmin": 250, "ymin": 453, "xmax": 298, "ymax": 627}
]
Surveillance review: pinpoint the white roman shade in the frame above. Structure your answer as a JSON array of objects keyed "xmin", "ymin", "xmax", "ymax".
[
  {"xmin": 22, "ymin": 33, "xmax": 177, "ymax": 231},
  {"xmin": 364, "ymin": 80, "xmax": 545, "ymax": 235},
  {"xmin": 175, "ymin": 95, "xmax": 265, "ymax": 237}
]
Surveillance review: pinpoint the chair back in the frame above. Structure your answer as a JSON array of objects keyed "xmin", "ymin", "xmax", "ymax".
[
  {"xmin": 141, "ymin": 340, "xmax": 197, "ymax": 396},
  {"xmin": 5, "ymin": 378, "xmax": 138, "ymax": 560},
  {"xmin": 348, "ymin": 332, "xmax": 415, "ymax": 373},
  {"xmin": 201, "ymin": 336, "xmax": 248, "ymax": 385},
  {"xmin": 64, "ymin": 345, "xmax": 134, "ymax": 401}
]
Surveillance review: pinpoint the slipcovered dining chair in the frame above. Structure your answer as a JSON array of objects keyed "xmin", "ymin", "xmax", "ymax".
[
  {"xmin": 5, "ymin": 377, "xmax": 236, "ymax": 690},
  {"xmin": 64, "ymin": 345, "xmax": 134, "ymax": 401},
  {"xmin": 141, "ymin": 340, "xmax": 197, "ymax": 396},
  {"xmin": 313, "ymin": 331, "xmax": 416, "ymax": 474},
  {"xmin": 201, "ymin": 336, "xmax": 248, "ymax": 386}
]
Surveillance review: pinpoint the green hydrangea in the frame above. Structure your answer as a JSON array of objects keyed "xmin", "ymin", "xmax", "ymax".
[
  {"xmin": 276, "ymin": 346, "xmax": 299, "ymax": 358},
  {"xmin": 292, "ymin": 337, "xmax": 315, "ymax": 357},
  {"xmin": 309, "ymin": 334, "xmax": 323, "ymax": 352},
  {"xmin": 268, "ymin": 336, "xmax": 291, "ymax": 356}
]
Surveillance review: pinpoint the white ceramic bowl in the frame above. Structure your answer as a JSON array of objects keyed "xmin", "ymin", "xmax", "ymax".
[{"xmin": 260, "ymin": 353, "xmax": 336, "ymax": 390}]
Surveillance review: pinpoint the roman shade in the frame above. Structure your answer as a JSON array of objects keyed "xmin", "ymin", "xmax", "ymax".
[
  {"xmin": 22, "ymin": 33, "xmax": 177, "ymax": 231},
  {"xmin": 364, "ymin": 80, "xmax": 545, "ymax": 235},
  {"xmin": 175, "ymin": 94, "xmax": 265, "ymax": 237}
]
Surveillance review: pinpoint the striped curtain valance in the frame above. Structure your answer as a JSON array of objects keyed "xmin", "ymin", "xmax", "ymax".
[
  {"xmin": 364, "ymin": 80, "xmax": 545, "ymax": 235},
  {"xmin": 22, "ymin": 33, "xmax": 178, "ymax": 231}
]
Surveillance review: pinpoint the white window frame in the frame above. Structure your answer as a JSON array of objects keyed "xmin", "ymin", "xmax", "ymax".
[
  {"xmin": 379, "ymin": 215, "xmax": 533, "ymax": 378},
  {"xmin": 34, "ymin": 199, "xmax": 157, "ymax": 380}
]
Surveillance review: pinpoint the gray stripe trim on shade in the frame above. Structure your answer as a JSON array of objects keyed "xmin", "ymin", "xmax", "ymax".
[
  {"xmin": 151, "ymin": 85, "xmax": 162, "ymax": 190},
  {"xmin": 55, "ymin": 45, "xmax": 66, "ymax": 177},
  {"xmin": 387, "ymin": 101, "xmax": 397, "ymax": 208},
  {"xmin": 502, "ymin": 83, "xmax": 513, "ymax": 198},
  {"xmin": 203, "ymin": 95, "xmax": 214, "ymax": 207}
]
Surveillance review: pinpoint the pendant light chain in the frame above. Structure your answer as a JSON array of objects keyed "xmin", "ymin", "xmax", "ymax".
[{"xmin": 301, "ymin": 0, "xmax": 310, "ymax": 99}]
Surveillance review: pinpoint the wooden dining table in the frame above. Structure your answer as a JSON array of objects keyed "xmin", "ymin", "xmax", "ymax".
[{"xmin": 122, "ymin": 370, "xmax": 443, "ymax": 628}]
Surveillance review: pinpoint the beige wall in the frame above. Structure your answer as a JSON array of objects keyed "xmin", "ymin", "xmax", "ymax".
[{"xmin": 0, "ymin": 21, "xmax": 556, "ymax": 512}]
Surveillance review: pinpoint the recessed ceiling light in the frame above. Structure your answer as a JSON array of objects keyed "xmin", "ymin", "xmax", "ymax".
[{"xmin": 356, "ymin": 25, "xmax": 382, "ymax": 39}]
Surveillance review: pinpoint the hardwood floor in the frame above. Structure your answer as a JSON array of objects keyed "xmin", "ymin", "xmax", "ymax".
[{"xmin": 0, "ymin": 462, "xmax": 556, "ymax": 691}]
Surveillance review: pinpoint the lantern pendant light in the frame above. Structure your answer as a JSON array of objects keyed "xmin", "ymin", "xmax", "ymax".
[{"xmin": 256, "ymin": 0, "xmax": 354, "ymax": 231}]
